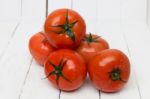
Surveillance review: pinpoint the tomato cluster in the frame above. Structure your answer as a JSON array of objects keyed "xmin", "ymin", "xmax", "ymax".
[{"xmin": 29, "ymin": 8, "xmax": 130, "ymax": 92}]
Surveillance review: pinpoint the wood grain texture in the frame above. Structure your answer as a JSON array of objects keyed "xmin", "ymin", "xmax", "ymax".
[
  {"xmin": 0, "ymin": 23, "xmax": 36, "ymax": 99},
  {"xmin": 122, "ymin": 22, "xmax": 150, "ymax": 99},
  {"xmin": 0, "ymin": 0, "xmax": 45, "ymax": 99},
  {"xmin": 0, "ymin": 22, "xmax": 19, "ymax": 59},
  {"xmin": 19, "ymin": 60, "xmax": 59, "ymax": 99}
]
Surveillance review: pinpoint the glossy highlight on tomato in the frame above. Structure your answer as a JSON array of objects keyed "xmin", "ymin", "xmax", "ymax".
[
  {"xmin": 44, "ymin": 8, "xmax": 86, "ymax": 49},
  {"xmin": 77, "ymin": 33, "xmax": 109, "ymax": 62},
  {"xmin": 29, "ymin": 32, "xmax": 55, "ymax": 65},
  {"xmin": 88, "ymin": 49, "xmax": 130, "ymax": 92},
  {"xmin": 44, "ymin": 49, "xmax": 87, "ymax": 91}
]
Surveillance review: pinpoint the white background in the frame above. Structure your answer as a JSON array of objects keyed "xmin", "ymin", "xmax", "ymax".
[{"xmin": 0, "ymin": 0, "xmax": 150, "ymax": 99}]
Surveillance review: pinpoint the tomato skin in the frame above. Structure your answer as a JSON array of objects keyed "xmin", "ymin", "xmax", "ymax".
[
  {"xmin": 44, "ymin": 8, "xmax": 86, "ymax": 49},
  {"xmin": 29, "ymin": 32, "xmax": 55, "ymax": 65},
  {"xmin": 44, "ymin": 49, "xmax": 87, "ymax": 91},
  {"xmin": 88, "ymin": 49, "xmax": 130, "ymax": 92},
  {"xmin": 77, "ymin": 34, "xmax": 109, "ymax": 62}
]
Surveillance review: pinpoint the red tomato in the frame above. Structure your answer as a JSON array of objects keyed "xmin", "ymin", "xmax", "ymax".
[
  {"xmin": 44, "ymin": 8, "xmax": 86, "ymax": 49},
  {"xmin": 44, "ymin": 49, "xmax": 87, "ymax": 91},
  {"xmin": 77, "ymin": 33, "xmax": 109, "ymax": 62},
  {"xmin": 29, "ymin": 32, "xmax": 55, "ymax": 65},
  {"xmin": 88, "ymin": 49, "xmax": 130, "ymax": 92}
]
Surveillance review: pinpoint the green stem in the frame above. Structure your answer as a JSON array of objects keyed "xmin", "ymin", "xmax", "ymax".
[
  {"xmin": 50, "ymin": 10, "xmax": 78, "ymax": 41},
  {"xmin": 45, "ymin": 57, "xmax": 72, "ymax": 86}
]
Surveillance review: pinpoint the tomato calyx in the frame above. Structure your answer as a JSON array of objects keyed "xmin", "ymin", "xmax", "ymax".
[
  {"xmin": 83, "ymin": 33, "xmax": 100, "ymax": 45},
  {"xmin": 46, "ymin": 57, "xmax": 72, "ymax": 86},
  {"xmin": 51, "ymin": 10, "xmax": 78, "ymax": 41},
  {"xmin": 109, "ymin": 68, "xmax": 126, "ymax": 83}
]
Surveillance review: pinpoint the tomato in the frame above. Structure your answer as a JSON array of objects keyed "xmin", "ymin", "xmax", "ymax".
[
  {"xmin": 77, "ymin": 33, "xmax": 109, "ymax": 62},
  {"xmin": 88, "ymin": 49, "xmax": 130, "ymax": 92},
  {"xmin": 44, "ymin": 8, "xmax": 86, "ymax": 49},
  {"xmin": 29, "ymin": 32, "xmax": 55, "ymax": 65},
  {"xmin": 44, "ymin": 49, "xmax": 87, "ymax": 91}
]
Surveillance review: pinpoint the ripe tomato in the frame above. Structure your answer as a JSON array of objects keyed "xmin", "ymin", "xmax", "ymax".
[
  {"xmin": 29, "ymin": 32, "xmax": 55, "ymax": 65},
  {"xmin": 88, "ymin": 49, "xmax": 130, "ymax": 92},
  {"xmin": 44, "ymin": 49, "xmax": 87, "ymax": 91},
  {"xmin": 77, "ymin": 33, "xmax": 109, "ymax": 62},
  {"xmin": 44, "ymin": 8, "xmax": 86, "ymax": 49}
]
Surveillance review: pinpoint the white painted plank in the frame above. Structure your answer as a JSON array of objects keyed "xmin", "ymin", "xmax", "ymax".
[
  {"xmin": 97, "ymin": 21, "xmax": 140, "ymax": 99},
  {"xmin": 0, "ymin": 0, "xmax": 46, "ymax": 99},
  {"xmin": 97, "ymin": 0, "xmax": 146, "ymax": 23},
  {"xmin": 0, "ymin": 0, "xmax": 21, "ymax": 22},
  {"xmin": 22, "ymin": 0, "xmax": 46, "ymax": 23},
  {"xmin": 48, "ymin": 0, "xmax": 71, "ymax": 14},
  {"xmin": 98, "ymin": 0, "xmax": 121, "ymax": 21},
  {"xmin": 0, "ymin": 22, "xmax": 18, "ymax": 58},
  {"xmin": 60, "ymin": 76, "xmax": 99, "ymax": 99},
  {"xmin": 122, "ymin": 22, "xmax": 150, "ymax": 99},
  {"xmin": 72, "ymin": 0, "xmax": 98, "ymax": 33},
  {"xmin": 148, "ymin": 0, "xmax": 150, "ymax": 26},
  {"xmin": 121, "ymin": 0, "xmax": 146, "ymax": 23},
  {"xmin": 60, "ymin": 1, "xmax": 99, "ymax": 99},
  {"xmin": 97, "ymin": 0, "xmax": 121, "ymax": 40},
  {"xmin": 19, "ymin": 60, "xmax": 59, "ymax": 99},
  {"xmin": 0, "ymin": 23, "xmax": 41, "ymax": 99}
]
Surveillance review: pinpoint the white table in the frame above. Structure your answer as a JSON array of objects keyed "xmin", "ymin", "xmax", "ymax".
[{"xmin": 0, "ymin": 0, "xmax": 150, "ymax": 99}]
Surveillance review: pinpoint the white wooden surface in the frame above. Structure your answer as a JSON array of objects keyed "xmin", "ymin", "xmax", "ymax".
[
  {"xmin": 0, "ymin": 0, "xmax": 150, "ymax": 99},
  {"xmin": 148, "ymin": 0, "xmax": 150, "ymax": 25}
]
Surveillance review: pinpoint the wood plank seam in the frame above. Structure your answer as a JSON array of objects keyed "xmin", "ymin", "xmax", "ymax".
[
  {"xmin": 46, "ymin": 0, "xmax": 48, "ymax": 18},
  {"xmin": 0, "ymin": 22, "xmax": 21, "ymax": 60},
  {"xmin": 99, "ymin": 90, "xmax": 101, "ymax": 99},
  {"xmin": 9, "ymin": 22, "xmax": 21, "ymax": 43},
  {"xmin": 21, "ymin": 0, "xmax": 23, "ymax": 18},
  {"xmin": 119, "ymin": 0, "xmax": 142, "ymax": 97},
  {"xmin": 59, "ymin": 90, "xmax": 61, "ymax": 99},
  {"xmin": 18, "ymin": 58, "xmax": 33, "ymax": 99},
  {"xmin": 121, "ymin": 27, "xmax": 142, "ymax": 99},
  {"xmin": 0, "ymin": 0, "xmax": 23, "ymax": 60}
]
